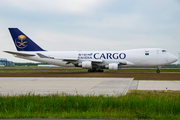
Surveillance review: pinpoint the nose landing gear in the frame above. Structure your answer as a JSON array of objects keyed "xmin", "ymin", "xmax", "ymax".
[
  {"xmin": 156, "ymin": 66, "xmax": 161, "ymax": 73},
  {"xmin": 156, "ymin": 69, "xmax": 160, "ymax": 73}
]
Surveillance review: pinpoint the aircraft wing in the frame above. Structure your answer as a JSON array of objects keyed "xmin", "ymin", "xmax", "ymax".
[
  {"xmin": 91, "ymin": 59, "xmax": 127, "ymax": 65},
  {"xmin": 62, "ymin": 58, "xmax": 79, "ymax": 61},
  {"xmin": 36, "ymin": 53, "xmax": 78, "ymax": 61},
  {"xmin": 91, "ymin": 59, "xmax": 103, "ymax": 63},
  {"xmin": 37, "ymin": 53, "xmax": 103, "ymax": 62},
  {"xmin": 4, "ymin": 51, "xmax": 35, "ymax": 56},
  {"xmin": 36, "ymin": 53, "xmax": 54, "ymax": 59}
]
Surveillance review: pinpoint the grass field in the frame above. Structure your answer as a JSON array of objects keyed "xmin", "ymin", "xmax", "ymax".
[
  {"xmin": 0, "ymin": 67, "xmax": 180, "ymax": 80},
  {"xmin": 0, "ymin": 90, "xmax": 179, "ymax": 119}
]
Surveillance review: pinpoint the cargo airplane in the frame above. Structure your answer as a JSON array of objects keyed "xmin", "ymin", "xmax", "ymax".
[{"xmin": 4, "ymin": 28, "xmax": 178, "ymax": 73}]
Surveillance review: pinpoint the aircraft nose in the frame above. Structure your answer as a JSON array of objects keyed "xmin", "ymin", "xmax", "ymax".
[
  {"xmin": 174, "ymin": 55, "xmax": 178, "ymax": 62},
  {"xmin": 168, "ymin": 54, "xmax": 178, "ymax": 63}
]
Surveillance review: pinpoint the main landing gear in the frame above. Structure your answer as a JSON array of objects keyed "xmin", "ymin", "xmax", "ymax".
[{"xmin": 88, "ymin": 69, "xmax": 104, "ymax": 72}]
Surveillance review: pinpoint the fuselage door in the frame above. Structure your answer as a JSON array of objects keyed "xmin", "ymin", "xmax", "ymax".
[{"xmin": 157, "ymin": 50, "xmax": 159, "ymax": 65}]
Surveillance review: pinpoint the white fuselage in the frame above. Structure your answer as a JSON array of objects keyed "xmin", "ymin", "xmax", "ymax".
[{"xmin": 14, "ymin": 48, "xmax": 178, "ymax": 69}]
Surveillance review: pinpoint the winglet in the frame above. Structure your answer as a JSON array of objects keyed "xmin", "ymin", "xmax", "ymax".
[{"xmin": 8, "ymin": 28, "xmax": 45, "ymax": 51}]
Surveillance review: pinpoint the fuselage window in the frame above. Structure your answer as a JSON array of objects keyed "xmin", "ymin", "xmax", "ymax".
[{"xmin": 162, "ymin": 50, "xmax": 167, "ymax": 52}]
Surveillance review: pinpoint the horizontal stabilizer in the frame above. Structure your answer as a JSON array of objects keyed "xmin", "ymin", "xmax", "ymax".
[{"xmin": 4, "ymin": 51, "xmax": 35, "ymax": 56}]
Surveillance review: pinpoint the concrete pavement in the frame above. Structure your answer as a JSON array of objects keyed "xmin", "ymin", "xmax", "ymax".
[
  {"xmin": 0, "ymin": 77, "xmax": 133, "ymax": 96},
  {"xmin": 0, "ymin": 77, "xmax": 180, "ymax": 96},
  {"xmin": 136, "ymin": 80, "xmax": 180, "ymax": 90}
]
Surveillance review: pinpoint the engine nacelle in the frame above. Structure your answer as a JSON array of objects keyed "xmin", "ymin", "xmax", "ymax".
[
  {"xmin": 108, "ymin": 63, "xmax": 119, "ymax": 70},
  {"xmin": 82, "ymin": 61, "xmax": 92, "ymax": 69}
]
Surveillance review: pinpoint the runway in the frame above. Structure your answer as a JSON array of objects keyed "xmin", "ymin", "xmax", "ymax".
[{"xmin": 0, "ymin": 77, "xmax": 180, "ymax": 96}]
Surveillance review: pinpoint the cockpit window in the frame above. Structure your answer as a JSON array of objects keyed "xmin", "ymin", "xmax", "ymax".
[{"xmin": 162, "ymin": 50, "xmax": 167, "ymax": 52}]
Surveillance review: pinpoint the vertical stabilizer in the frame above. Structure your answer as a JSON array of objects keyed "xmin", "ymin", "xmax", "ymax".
[{"xmin": 8, "ymin": 28, "xmax": 44, "ymax": 51}]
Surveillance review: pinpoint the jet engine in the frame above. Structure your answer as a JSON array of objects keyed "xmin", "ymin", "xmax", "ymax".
[
  {"xmin": 82, "ymin": 61, "xmax": 92, "ymax": 69},
  {"xmin": 106, "ymin": 63, "xmax": 119, "ymax": 70}
]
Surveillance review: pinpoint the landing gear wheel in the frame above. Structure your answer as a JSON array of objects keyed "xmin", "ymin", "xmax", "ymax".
[
  {"xmin": 157, "ymin": 69, "xmax": 160, "ymax": 73},
  {"xmin": 99, "ymin": 70, "xmax": 104, "ymax": 72},
  {"xmin": 88, "ymin": 69, "xmax": 97, "ymax": 72}
]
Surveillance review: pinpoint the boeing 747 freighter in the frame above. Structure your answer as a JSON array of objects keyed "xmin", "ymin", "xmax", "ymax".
[{"xmin": 4, "ymin": 28, "xmax": 178, "ymax": 73}]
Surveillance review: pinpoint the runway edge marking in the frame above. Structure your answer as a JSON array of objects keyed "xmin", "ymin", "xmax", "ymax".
[{"xmin": 122, "ymin": 78, "xmax": 134, "ymax": 95}]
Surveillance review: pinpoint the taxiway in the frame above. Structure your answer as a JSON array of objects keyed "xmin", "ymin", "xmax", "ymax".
[{"xmin": 0, "ymin": 77, "xmax": 180, "ymax": 96}]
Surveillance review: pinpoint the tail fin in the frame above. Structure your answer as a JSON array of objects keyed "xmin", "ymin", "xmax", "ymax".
[{"xmin": 8, "ymin": 28, "xmax": 44, "ymax": 51}]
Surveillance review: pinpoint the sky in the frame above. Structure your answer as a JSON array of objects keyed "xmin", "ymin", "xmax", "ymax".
[{"xmin": 0, "ymin": 0, "xmax": 180, "ymax": 63}]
